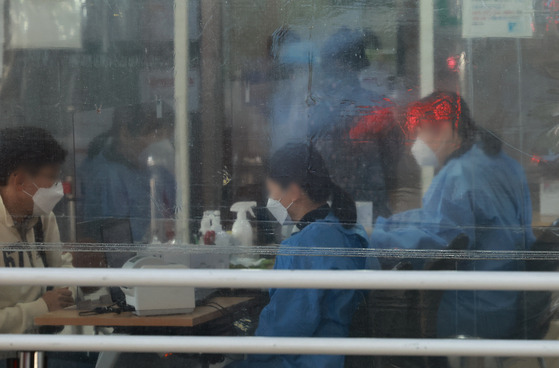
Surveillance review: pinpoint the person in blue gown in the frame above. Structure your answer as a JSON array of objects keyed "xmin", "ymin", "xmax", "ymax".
[
  {"xmin": 230, "ymin": 143, "xmax": 379, "ymax": 368},
  {"xmin": 78, "ymin": 102, "xmax": 176, "ymax": 245},
  {"xmin": 370, "ymin": 91, "xmax": 535, "ymax": 339}
]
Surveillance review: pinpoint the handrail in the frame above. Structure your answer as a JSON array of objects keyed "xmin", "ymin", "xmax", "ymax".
[
  {"xmin": 2, "ymin": 268, "xmax": 558, "ymax": 356},
  {"xmin": 0, "ymin": 268, "xmax": 558, "ymax": 290},
  {"xmin": 1, "ymin": 335, "xmax": 559, "ymax": 356}
]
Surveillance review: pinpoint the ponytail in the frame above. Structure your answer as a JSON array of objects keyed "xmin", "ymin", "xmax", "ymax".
[
  {"xmin": 269, "ymin": 142, "xmax": 358, "ymax": 229},
  {"xmin": 477, "ymin": 127, "xmax": 502, "ymax": 156},
  {"xmin": 331, "ymin": 183, "xmax": 357, "ymax": 229}
]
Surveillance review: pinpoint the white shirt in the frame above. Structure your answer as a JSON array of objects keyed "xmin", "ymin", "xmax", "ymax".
[{"xmin": 0, "ymin": 195, "xmax": 72, "ymax": 334}]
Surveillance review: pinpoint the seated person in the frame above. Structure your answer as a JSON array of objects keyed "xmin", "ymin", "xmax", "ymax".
[
  {"xmin": 370, "ymin": 92, "xmax": 535, "ymax": 339},
  {"xmin": 79, "ymin": 102, "xmax": 176, "ymax": 244},
  {"xmin": 230, "ymin": 143, "xmax": 378, "ymax": 368},
  {"xmin": 0, "ymin": 127, "xmax": 74, "ymax": 334}
]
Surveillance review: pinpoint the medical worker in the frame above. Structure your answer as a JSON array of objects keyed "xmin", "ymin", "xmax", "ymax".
[
  {"xmin": 230, "ymin": 143, "xmax": 378, "ymax": 368},
  {"xmin": 370, "ymin": 91, "xmax": 535, "ymax": 339},
  {"xmin": 79, "ymin": 102, "xmax": 176, "ymax": 244}
]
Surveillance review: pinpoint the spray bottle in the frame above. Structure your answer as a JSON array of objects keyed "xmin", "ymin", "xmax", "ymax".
[
  {"xmin": 230, "ymin": 202, "xmax": 256, "ymax": 246},
  {"xmin": 211, "ymin": 210, "xmax": 231, "ymax": 246},
  {"xmin": 199, "ymin": 210, "xmax": 214, "ymax": 245}
]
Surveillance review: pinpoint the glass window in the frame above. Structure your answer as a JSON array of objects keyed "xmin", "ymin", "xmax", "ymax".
[{"xmin": 0, "ymin": 0, "xmax": 557, "ymax": 367}]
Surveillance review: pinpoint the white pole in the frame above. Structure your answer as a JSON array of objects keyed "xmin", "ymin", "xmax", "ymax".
[
  {"xmin": 419, "ymin": 0, "xmax": 434, "ymax": 97},
  {"xmin": 3, "ymin": 268, "xmax": 559, "ymax": 290},
  {"xmin": 2, "ymin": 335, "xmax": 559, "ymax": 356},
  {"xmin": 174, "ymin": 0, "xmax": 190, "ymax": 245}
]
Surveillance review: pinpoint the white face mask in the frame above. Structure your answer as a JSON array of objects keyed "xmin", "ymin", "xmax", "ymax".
[
  {"xmin": 23, "ymin": 182, "xmax": 64, "ymax": 216},
  {"xmin": 411, "ymin": 138, "xmax": 439, "ymax": 167},
  {"xmin": 266, "ymin": 197, "xmax": 293, "ymax": 225}
]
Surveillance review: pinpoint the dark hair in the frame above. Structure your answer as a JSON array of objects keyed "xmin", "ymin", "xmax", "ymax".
[
  {"xmin": 0, "ymin": 127, "xmax": 67, "ymax": 186},
  {"xmin": 477, "ymin": 127, "xmax": 502, "ymax": 156},
  {"xmin": 412, "ymin": 91, "xmax": 502, "ymax": 156},
  {"xmin": 268, "ymin": 143, "xmax": 357, "ymax": 228},
  {"xmin": 87, "ymin": 101, "xmax": 175, "ymax": 158}
]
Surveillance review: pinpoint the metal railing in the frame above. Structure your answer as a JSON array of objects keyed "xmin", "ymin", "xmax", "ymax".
[{"xmin": 2, "ymin": 268, "xmax": 559, "ymax": 356}]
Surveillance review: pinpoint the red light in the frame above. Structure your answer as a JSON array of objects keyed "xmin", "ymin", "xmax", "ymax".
[
  {"xmin": 446, "ymin": 55, "xmax": 460, "ymax": 72},
  {"xmin": 447, "ymin": 56, "xmax": 457, "ymax": 70}
]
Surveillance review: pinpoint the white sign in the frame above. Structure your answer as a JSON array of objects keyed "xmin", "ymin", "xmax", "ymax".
[
  {"xmin": 541, "ymin": 180, "xmax": 559, "ymax": 217},
  {"xmin": 8, "ymin": 0, "xmax": 83, "ymax": 49},
  {"xmin": 463, "ymin": 0, "xmax": 533, "ymax": 38}
]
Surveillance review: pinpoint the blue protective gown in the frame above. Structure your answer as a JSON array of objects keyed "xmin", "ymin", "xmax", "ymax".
[
  {"xmin": 234, "ymin": 213, "xmax": 378, "ymax": 368},
  {"xmin": 370, "ymin": 145, "xmax": 535, "ymax": 339}
]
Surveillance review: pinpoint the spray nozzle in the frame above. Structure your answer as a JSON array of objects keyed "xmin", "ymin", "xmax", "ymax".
[{"xmin": 230, "ymin": 201, "xmax": 256, "ymax": 220}]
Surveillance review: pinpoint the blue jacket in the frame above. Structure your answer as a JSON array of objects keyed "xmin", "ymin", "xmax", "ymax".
[
  {"xmin": 78, "ymin": 147, "xmax": 175, "ymax": 242},
  {"xmin": 370, "ymin": 145, "xmax": 535, "ymax": 338},
  {"xmin": 235, "ymin": 213, "xmax": 377, "ymax": 368}
]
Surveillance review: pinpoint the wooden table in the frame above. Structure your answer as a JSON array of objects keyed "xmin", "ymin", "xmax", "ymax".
[
  {"xmin": 35, "ymin": 296, "xmax": 253, "ymax": 328},
  {"xmin": 34, "ymin": 296, "xmax": 255, "ymax": 368},
  {"xmin": 533, "ymin": 214, "xmax": 558, "ymax": 228}
]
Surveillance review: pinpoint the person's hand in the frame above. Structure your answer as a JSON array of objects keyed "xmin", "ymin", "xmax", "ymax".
[{"xmin": 41, "ymin": 288, "xmax": 74, "ymax": 311}]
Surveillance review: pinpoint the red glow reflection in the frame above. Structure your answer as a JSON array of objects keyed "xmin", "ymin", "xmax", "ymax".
[
  {"xmin": 406, "ymin": 93, "xmax": 461, "ymax": 135},
  {"xmin": 349, "ymin": 106, "xmax": 394, "ymax": 140},
  {"xmin": 531, "ymin": 155, "xmax": 542, "ymax": 164}
]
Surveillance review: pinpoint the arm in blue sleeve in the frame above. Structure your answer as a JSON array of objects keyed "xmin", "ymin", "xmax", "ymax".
[{"xmin": 371, "ymin": 175, "xmax": 476, "ymax": 252}]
